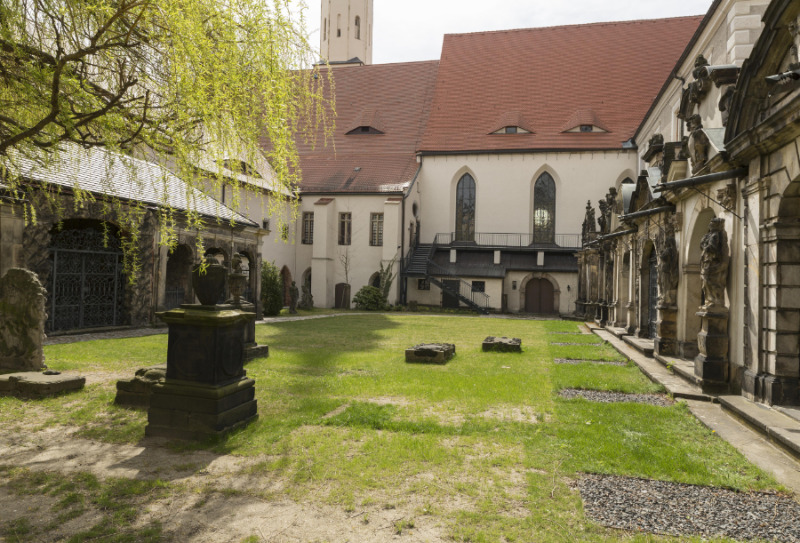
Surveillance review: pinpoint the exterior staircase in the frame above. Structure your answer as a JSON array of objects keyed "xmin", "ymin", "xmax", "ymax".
[{"xmin": 403, "ymin": 244, "xmax": 490, "ymax": 314}]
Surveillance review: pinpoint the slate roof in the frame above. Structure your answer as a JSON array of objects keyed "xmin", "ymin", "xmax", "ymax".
[
  {"xmin": 294, "ymin": 60, "xmax": 439, "ymax": 193},
  {"xmin": 420, "ymin": 16, "xmax": 704, "ymax": 153},
  {"xmin": 15, "ymin": 147, "xmax": 256, "ymax": 226}
]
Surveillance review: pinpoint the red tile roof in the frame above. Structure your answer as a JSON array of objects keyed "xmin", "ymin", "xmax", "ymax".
[
  {"xmin": 420, "ymin": 16, "xmax": 704, "ymax": 153},
  {"xmin": 295, "ymin": 61, "xmax": 438, "ymax": 193}
]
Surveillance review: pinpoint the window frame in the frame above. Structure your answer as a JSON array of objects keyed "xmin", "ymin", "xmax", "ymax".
[
  {"xmin": 370, "ymin": 213, "xmax": 384, "ymax": 246},
  {"xmin": 302, "ymin": 212, "xmax": 314, "ymax": 245},
  {"xmin": 471, "ymin": 281, "xmax": 485, "ymax": 293},
  {"xmin": 455, "ymin": 173, "xmax": 476, "ymax": 242},
  {"xmin": 533, "ymin": 172, "xmax": 556, "ymax": 244},
  {"xmin": 339, "ymin": 212, "xmax": 352, "ymax": 246}
]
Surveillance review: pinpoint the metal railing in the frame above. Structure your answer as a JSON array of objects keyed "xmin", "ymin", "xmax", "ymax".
[
  {"xmin": 426, "ymin": 260, "xmax": 490, "ymax": 310},
  {"xmin": 433, "ymin": 232, "xmax": 581, "ymax": 249}
]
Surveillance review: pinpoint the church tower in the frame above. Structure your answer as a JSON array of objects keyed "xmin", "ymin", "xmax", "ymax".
[{"xmin": 320, "ymin": 0, "xmax": 373, "ymax": 65}]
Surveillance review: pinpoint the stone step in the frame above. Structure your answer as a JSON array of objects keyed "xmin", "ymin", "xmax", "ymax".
[
  {"xmin": 622, "ymin": 335, "xmax": 655, "ymax": 358},
  {"xmin": 718, "ymin": 395, "xmax": 800, "ymax": 460},
  {"xmin": 592, "ymin": 328, "xmax": 714, "ymax": 402}
]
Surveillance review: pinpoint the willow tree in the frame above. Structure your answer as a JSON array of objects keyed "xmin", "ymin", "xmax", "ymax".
[{"xmin": 0, "ymin": 0, "xmax": 332, "ymax": 275}]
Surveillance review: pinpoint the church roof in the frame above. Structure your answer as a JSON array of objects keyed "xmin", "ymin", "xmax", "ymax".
[
  {"xmin": 295, "ymin": 60, "xmax": 439, "ymax": 193},
  {"xmin": 419, "ymin": 16, "xmax": 704, "ymax": 153}
]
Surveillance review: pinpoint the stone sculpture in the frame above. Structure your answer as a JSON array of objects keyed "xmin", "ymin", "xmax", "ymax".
[
  {"xmin": 289, "ymin": 281, "xmax": 299, "ymax": 314},
  {"xmin": 657, "ymin": 226, "xmax": 679, "ymax": 307},
  {"xmin": 0, "ymin": 268, "xmax": 47, "ymax": 372},
  {"xmin": 699, "ymin": 218, "xmax": 729, "ymax": 311}
]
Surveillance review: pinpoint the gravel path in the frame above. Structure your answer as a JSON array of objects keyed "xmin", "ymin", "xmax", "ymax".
[
  {"xmin": 578, "ymin": 474, "xmax": 800, "ymax": 542},
  {"xmin": 559, "ymin": 388, "xmax": 673, "ymax": 407},
  {"xmin": 554, "ymin": 358, "xmax": 627, "ymax": 367}
]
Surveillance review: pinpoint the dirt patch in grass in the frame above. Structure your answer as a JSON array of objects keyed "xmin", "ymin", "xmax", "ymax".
[{"xmin": 479, "ymin": 405, "xmax": 538, "ymax": 424}]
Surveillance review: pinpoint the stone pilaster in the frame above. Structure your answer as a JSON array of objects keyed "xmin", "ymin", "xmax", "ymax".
[{"xmin": 655, "ymin": 304, "xmax": 678, "ymax": 356}]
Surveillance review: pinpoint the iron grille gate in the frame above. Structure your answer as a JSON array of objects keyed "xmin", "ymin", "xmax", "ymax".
[{"xmin": 49, "ymin": 228, "xmax": 125, "ymax": 332}]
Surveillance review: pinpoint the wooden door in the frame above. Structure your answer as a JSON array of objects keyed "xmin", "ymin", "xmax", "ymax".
[
  {"xmin": 442, "ymin": 279, "xmax": 461, "ymax": 308},
  {"xmin": 525, "ymin": 278, "xmax": 555, "ymax": 314}
]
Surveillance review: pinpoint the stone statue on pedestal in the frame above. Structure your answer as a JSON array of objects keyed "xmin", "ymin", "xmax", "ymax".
[
  {"xmin": 699, "ymin": 218, "xmax": 729, "ymax": 311},
  {"xmin": 657, "ymin": 226, "xmax": 679, "ymax": 307},
  {"xmin": 289, "ymin": 281, "xmax": 299, "ymax": 314}
]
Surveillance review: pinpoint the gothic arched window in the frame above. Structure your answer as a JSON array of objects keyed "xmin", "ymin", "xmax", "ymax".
[
  {"xmin": 455, "ymin": 173, "xmax": 476, "ymax": 242},
  {"xmin": 533, "ymin": 172, "xmax": 556, "ymax": 244},
  {"xmin": 355, "ymin": 16, "xmax": 361, "ymax": 40}
]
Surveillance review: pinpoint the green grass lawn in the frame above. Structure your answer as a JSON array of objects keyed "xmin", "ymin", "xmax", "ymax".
[{"xmin": 0, "ymin": 315, "xmax": 781, "ymax": 542}]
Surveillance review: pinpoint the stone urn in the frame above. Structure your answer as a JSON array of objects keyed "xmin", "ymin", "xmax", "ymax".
[
  {"xmin": 228, "ymin": 271, "xmax": 248, "ymax": 305},
  {"xmin": 192, "ymin": 257, "xmax": 227, "ymax": 306}
]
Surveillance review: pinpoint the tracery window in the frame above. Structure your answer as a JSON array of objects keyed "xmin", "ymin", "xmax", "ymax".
[
  {"xmin": 533, "ymin": 172, "xmax": 556, "ymax": 244},
  {"xmin": 370, "ymin": 213, "xmax": 383, "ymax": 246},
  {"xmin": 302, "ymin": 212, "xmax": 314, "ymax": 245},
  {"xmin": 355, "ymin": 16, "xmax": 361, "ymax": 39},
  {"xmin": 339, "ymin": 212, "xmax": 351, "ymax": 245},
  {"xmin": 455, "ymin": 173, "xmax": 476, "ymax": 242}
]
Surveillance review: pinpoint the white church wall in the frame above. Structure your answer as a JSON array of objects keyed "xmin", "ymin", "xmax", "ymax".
[{"xmin": 417, "ymin": 151, "xmax": 638, "ymax": 243}]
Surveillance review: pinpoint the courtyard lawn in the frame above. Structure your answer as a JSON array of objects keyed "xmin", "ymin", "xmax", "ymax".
[{"xmin": 0, "ymin": 315, "xmax": 783, "ymax": 542}]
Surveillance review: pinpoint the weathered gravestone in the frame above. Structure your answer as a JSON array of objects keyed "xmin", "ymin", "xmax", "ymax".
[
  {"xmin": 115, "ymin": 365, "xmax": 167, "ymax": 408},
  {"xmin": 405, "ymin": 343, "xmax": 456, "ymax": 364},
  {"xmin": 0, "ymin": 268, "xmax": 85, "ymax": 397},
  {"xmin": 482, "ymin": 336, "xmax": 522, "ymax": 353},
  {"xmin": 0, "ymin": 268, "xmax": 47, "ymax": 372}
]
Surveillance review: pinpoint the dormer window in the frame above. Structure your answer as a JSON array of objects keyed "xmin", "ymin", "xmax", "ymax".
[
  {"xmin": 580, "ymin": 124, "xmax": 593, "ymax": 133},
  {"xmin": 562, "ymin": 109, "xmax": 610, "ymax": 133},
  {"xmin": 492, "ymin": 126, "xmax": 531, "ymax": 135},
  {"xmin": 346, "ymin": 126, "xmax": 384, "ymax": 135}
]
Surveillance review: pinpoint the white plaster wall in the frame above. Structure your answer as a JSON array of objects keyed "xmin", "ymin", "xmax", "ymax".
[
  {"xmin": 417, "ymin": 151, "xmax": 638, "ymax": 243},
  {"xmin": 296, "ymin": 193, "xmax": 403, "ymax": 307}
]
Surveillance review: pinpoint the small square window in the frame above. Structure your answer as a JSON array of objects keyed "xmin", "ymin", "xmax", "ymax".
[
  {"xmin": 418, "ymin": 278, "xmax": 430, "ymax": 291},
  {"xmin": 580, "ymin": 124, "xmax": 593, "ymax": 132},
  {"xmin": 471, "ymin": 281, "xmax": 485, "ymax": 293},
  {"xmin": 505, "ymin": 126, "xmax": 518, "ymax": 134},
  {"xmin": 280, "ymin": 225, "xmax": 289, "ymax": 241},
  {"xmin": 262, "ymin": 219, "xmax": 270, "ymax": 231}
]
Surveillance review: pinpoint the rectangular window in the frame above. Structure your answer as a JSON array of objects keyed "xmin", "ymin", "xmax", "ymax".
[
  {"xmin": 370, "ymin": 213, "xmax": 384, "ymax": 246},
  {"xmin": 471, "ymin": 281, "xmax": 485, "ymax": 293},
  {"xmin": 302, "ymin": 212, "xmax": 314, "ymax": 245},
  {"xmin": 339, "ymin": 212, "xmax": 352, "ymax": 245},
  {"xmin": 418, "ymin": 278, "xmax": 430, "ymax": 291}
]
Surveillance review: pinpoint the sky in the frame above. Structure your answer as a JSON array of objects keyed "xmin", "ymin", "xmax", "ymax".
[{"xmin": 292, "ymin": 0, "xmax": 714, "ymax": 65}]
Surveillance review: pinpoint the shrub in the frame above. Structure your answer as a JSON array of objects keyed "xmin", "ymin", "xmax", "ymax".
[
  {"xmin": 260, "ymin": 261, "xmax": 284, "ymax": 316},
  {"xmin": 353, "ymin": 285, "xmax": 388, "ymax": 311}
]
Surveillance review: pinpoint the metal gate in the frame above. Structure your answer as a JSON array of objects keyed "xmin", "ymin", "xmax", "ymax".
[
  {"xmin": 648, "ymin": 252, "xmax": 658, "ymax": 338},
  {"xmin": 49, "ymin": 227, "xmax": 125, "ymax": 332}
]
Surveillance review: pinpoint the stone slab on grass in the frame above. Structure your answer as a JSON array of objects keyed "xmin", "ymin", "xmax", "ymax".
[
  {"xmin": 482, "ymin": 336, "xmax": 522, "ymax": 352},
  {"xmin": 0, "ymin": 371, "xmax": 85, "ymax": 398},
  {"xmin": 406, "ymin": 343, "xmax": 455, "ymax": 364}
]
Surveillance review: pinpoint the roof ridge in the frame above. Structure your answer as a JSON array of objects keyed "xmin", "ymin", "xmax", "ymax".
[{"xmin": 443, "ymin": 14, "xmax": 706, "ymax": 39}]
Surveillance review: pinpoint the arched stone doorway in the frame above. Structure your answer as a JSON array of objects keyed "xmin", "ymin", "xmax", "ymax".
[
  {"xmin": 165, "ymin": 244, "xmax": 193, "ymax": 309},
  {"xmin": 48, "ymin": 219, "xmax": 126, "ymax": 332},
  {"xmin": 639, "ymin": 242, "xmax": 658, "ymax": 339},
  {"xmin": 521, "ymin": 274, "xmax": 559, "ymax": 314},
  {"xmin": 680, "ymin": 208, "xmax": 716, "ymax": 357}
]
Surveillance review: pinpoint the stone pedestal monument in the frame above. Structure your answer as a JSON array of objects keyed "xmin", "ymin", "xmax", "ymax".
[
  {"xmin": 694, "ymin": 218, "xmax": 730, "ymax": 391},
  {"xmin": 655, "ymin": 226, "xmax": 679, "ymax": 356},
  {"xmin": 146, "ymin": 257, "xmax": 258, "ymax": 440}
]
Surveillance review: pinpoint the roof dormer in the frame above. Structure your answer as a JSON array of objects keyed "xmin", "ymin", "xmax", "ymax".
[
  {"xmin": 346, "ymin": 108, "xmax": 385, "ymax": 135},
  {"xmin": 562, "ymin": 109, "xmax": 609, "ymax": 133},
  {"xmin": 489, "ymin": 111, "xmax": 534, "ymax": 135}
]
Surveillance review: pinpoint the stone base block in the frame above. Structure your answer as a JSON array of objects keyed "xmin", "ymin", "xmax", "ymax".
[
  {"xmin": 482, "ymin": 337, "xmax": 522, "ymax": 352},
  {"xmin": 145, "ymin": 377, "xmax": 258, "ymax": 440},
  {"xmin": 694, "ymin": 355, "xmax": 729, "ymax": 392},
  {"xmin": 655, "ymin": 336, "xmax": 677, "ymax": 357},
  {"xmin": 244, "ymin": 344, "xmax": 270, "ymax": 362},
  {"xmin": 0, "ymin": 372, "xmax": 85, "ymax": 398},
  {"xmin": 115, "ymin": 365, "xmax": 167, "ymax": 409},
  {"xmin": 405, "ymin": 343, "xmax": 455, "ymax": 364},
  {"xmin": 743, "ymin": 369, "xmax": 800, "ymax": 406}
]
